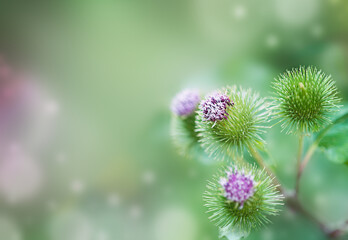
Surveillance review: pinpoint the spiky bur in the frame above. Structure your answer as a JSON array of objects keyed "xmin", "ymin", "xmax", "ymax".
[
  {"xmin": 272, "ymin": 66, "xmax": 341, "ymax": 134},
  {"xmin": 196, "ymin": 86, "xmax": 270, "ymax": 160},
  {"xmin": 170, "ymin": 89, "xmax": 207, "ymax": 159},
  {"xmin": 203, "ymin": 163, "xmax": 283, "ymax": 236}
]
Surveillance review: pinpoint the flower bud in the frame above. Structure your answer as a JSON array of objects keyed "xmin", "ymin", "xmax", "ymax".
[
  {"xmin": 171, "ymin": 89, "xmax": 200, "ymax": 117},
  {"xmin": 204, "ymin": 163, "xmax": 283, "ymax": 234},
  {"xmin": 272, "ymin": 66, "xmax": 341, "ymax": 134},
  {"xmin": 170, "ymin": 89, "xmax": 206, "ymax": 160},
  {"xmin": 200, "ymin": 93, "xmax": 234, "ymax": 122},
  {"xmin": 196, "ymin": 86, "xmax": 270, "ymax": 160}
]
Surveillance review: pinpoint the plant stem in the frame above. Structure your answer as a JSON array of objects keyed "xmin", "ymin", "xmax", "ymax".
[
  {"xmin": 285, "ymin": 193, "xmax": 347, "ymax": 239},
  {"xmin": 295, "ymin": 134, "xmax": 304, "ymax": 196},
  {"xmin": 298, "ymin": 143, "xmax": 318, "ymax": 181},
  {"xmin": 296, "ymin": 115, "xmax": 344, "ymax": 189},
  {"xmin": 289, "ymin": 113, "xmax": 348, "ymax": 238},
  {"xmin": 248, "ymin": 146, "xmax": 282, "ymax": 192},
  {"xmin": 296, "ymin": 112, "xmax": 348, "ymax": 196},
  {"xmin": 286, "ymin": 194, "xmax": 329, "ymax": 238}
]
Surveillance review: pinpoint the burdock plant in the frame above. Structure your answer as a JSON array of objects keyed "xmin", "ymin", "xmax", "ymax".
[
  {"xmin": 170, "ymin": 89, "xmax": 204, "ymax": 159},
  {"xmin": 272, "ymin": 66, "xmax": 342, "ymax": 195},
  {"xmin": 169, "ymin": 66, "xmax": 348, "ymax": 240},
  {"xmin": 272, "ymin": 66, "xmax": 341, "ymax": 134},
  {"xmin": 204, "ymin": 163, "xmax": 283, "ymax": 239},
  {"xmin": 195, "ymin": 86, "xmax": 270, "ymax": 160}
]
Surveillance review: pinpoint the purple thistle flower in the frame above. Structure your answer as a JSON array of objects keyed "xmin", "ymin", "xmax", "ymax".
[
  {"xmin": 220, "ymin": 168, "xmax": 255, "ymax": 208},
  {"xmin": 171, "ymin": 89, "xmax": 200, "ymax": 116},
  {"xmin": 200, "ymin": 93, "xmax": 233, "ymax": 122}
]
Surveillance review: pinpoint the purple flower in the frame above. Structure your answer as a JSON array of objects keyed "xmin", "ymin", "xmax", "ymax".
[
  {"xmin": 220, "ymin": 168, "xmax": 255, "ymax": 208},
  {"xmin": 200, "ymin": 93, "xmax": 233, "ymax": 122},
  {"xmin": 171, "ymin": 89, "xmax": 200, "ymax": 116}
]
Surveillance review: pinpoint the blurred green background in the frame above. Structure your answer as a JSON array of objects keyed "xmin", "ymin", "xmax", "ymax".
[{"xmin": 0, "ymin": 0, "xmax": 348, "ymax": 239}]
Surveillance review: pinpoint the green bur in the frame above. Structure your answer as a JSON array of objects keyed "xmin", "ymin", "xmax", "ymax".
[
  {"xmin": 204, "ymin": 163, "xmax": 283, "ymax": 239},
  {"xmin": 272, "ymin": 66, "xmax": 341, "ymax": 134},
  {"xmin": 196, "ymin": 86, "xmax": 270, "ymax": 160}
]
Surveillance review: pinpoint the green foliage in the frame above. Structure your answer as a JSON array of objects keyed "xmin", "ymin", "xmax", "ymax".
[
  {"xmin": 318, "ymin": 106, "xmax": 348, "ymax": 165},
  {"xmin": 272, "ymin": 66, "xmax": 341, "ymax": 134},
  {"xmin": 203, "ymin": 163, "xmax": 283, "ymax": 235},
  {"xmin": 196, "ymin": 86, "xmax": 270, "ymax": 160}
]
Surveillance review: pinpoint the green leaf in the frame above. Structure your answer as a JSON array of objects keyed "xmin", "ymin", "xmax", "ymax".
[
  {"xmin": 219, "ymin": 226, "xmax": 249, "ymax": 240},
  {"xmin": 317, "ymin": 104, "xmax": 348, "ymax": 164}
]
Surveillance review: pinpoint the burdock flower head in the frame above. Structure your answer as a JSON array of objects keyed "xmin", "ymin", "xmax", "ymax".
[
  {"xmin": 204, "ymin": 163, "xmax": 283, "ymax": 237},
  {"xmin": 272, "ymin": 66, "xmax": 341, "ymax": 134},
  {"xmin": 170, "ymin": 89, "xmax": 206, "ymax": 160},
  {"xmin": 220, "ymin": 168, "xmax": 255, "ymax": 208},
  {"xmin": 200, "ymin": 93, "xmax": 234, "ymax": 123},
  {"xmin": 171, "ymin": 89, "xmax": 200, "ymax": 117},
  {"xmin": 196, "ymin": 86, "xmax": 270, "ymax": 160}
]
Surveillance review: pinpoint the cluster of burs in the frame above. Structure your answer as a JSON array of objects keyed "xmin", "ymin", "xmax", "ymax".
[{"xmin": 170, "ymin": 66, "xmax": 341, "ymax": 239}]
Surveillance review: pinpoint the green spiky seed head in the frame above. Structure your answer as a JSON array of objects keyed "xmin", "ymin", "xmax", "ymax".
[
  {"xmin": 272, "ymin": 66, "xmax": 341, "ymax": 134},
  {"xmin": 203, "ymin": 163, "xmax": 283, "ymax": 235},
  {"xmin": 195, "ymin": 86, "xmax": 270, "ymax": 160}
]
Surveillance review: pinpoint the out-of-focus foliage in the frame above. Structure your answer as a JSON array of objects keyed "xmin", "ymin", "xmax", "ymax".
[{"xmin": 319, "ymin": 106, "xmax": 348, "ymax": 165}]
